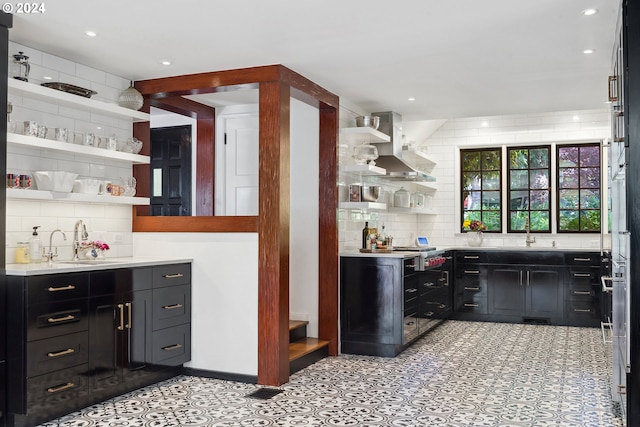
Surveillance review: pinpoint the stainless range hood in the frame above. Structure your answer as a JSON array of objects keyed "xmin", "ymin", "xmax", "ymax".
[{"xmin": 372, "ymin": 111, "xmax": 435, "ymax": 182}]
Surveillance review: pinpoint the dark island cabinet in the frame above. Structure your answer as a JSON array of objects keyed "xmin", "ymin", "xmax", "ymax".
[
  {"xmin": 340, "ymin": 254, "xmax": 451, "ymax": 357},
  {"xmin": 5, "ymin": 263, "xmax": 191, "ymax": 427}
]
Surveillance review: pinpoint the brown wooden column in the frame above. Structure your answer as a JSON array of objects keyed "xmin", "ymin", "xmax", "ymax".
[
  {"xmin": 195, "ymin": 117, "xmax": 215, "ymax": 216},
  {"xmin": 318, "ymin": 105, "xmax": 339, "ymax": 355},
  {"xmin": 257, "ymin": 80, "xmax": 291, "ymax": 385}
]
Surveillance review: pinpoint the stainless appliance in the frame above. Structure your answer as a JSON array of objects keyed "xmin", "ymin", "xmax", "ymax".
[
  {"xmin": 393, "ymin": 246, "xmax": 445, "ymax": 271},
  {"xmin": 608, "ymin": 18, "xmax": 630, "ymax": 415}
]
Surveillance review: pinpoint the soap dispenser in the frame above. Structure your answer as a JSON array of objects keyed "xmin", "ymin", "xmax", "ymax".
[{"xmin": 30, "ymin": 226, "xmax": 41, "ymax": 263}]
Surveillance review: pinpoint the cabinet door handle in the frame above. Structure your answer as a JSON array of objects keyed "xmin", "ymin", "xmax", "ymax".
[
  {"xmin": 464, "ymin": 286, "xmax": 480, "ymax": 291},
  {"xmin": 573, "ymin": 308, "xmax": 592, "ymax": 313},
  {"xmin": 47, "ymin": 382, "xmax": 75, "ymax": 393},
  {"xmin": 464, "ymin": 303, "xmax": 479, "ymax": 308},
  {"xmin": 162, "ymin": 343, "xmax": 183, "ymax": 351},
  {"xmin": 573, "ymin": 291, "xmax": 592, "ymax": 295},
  {"xmin": 573, "ymin": 257, "xmax": 592, "ymax": 262},
  {"xmin": 463, "ymin": 256, "xmax": 479, "ymax": 259},
  {"xmin": 47, "ymin": 314, "xmax": 75, "ymax": 323},
  {"xmin": 573, "ymin": 273, "xmax": 592, "ymax": 278},
  {"xmin": 608, "ymin": 75, "xmax": 618, "ymax": 102},
  {"xmin": 162, "ymin": 303, "xmax": 183, "ymax": 310},
  {"xmin": 125, "ymin": 302, "xmax": 132, "ymax": 329},
  {"xmin": 464, "ymin": 270, "xmax": 480, "ymax": 274},
  {"xmin": 117, "ymin": 303, "xmax": 125, "ymax": 331},
  {"xmin": 526, "ymin": 270, "xmax": 530, "ymax": 286},
  {"xmin": 520, "ymin": 270, "xmax": 523, "ymax": 286},
  {"xmin": 48, "ymin": 285, "xmax": 76, "ymax": 292},
  {"xmin": 163, "ymin": 273, "xmax": 184, "ymax": 279},
  {"xmin": 47, "ymin": 348, "xmax": 75, "ymax": 358}
]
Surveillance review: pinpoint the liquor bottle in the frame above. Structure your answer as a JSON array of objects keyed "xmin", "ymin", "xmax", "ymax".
[{"xmin": 362, "ymin": 221, "xmax": 370, "ymax": 249}]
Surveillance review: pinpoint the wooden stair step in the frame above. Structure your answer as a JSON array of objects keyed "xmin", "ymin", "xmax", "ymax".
[
  {"xmin": 289, "ymin": 320, "xmax": 309, "ymax": 331},
  {"xmin": 288, "ymin": 337, "xmax": 330, "ymax": 362}
]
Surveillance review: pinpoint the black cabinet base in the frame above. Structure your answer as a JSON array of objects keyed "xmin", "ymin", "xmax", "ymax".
[{"xmin": 6, "ymin": 367, "xmax": 181, "ymax": 427}]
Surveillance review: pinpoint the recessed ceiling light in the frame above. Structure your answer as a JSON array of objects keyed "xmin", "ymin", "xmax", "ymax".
[
  {"xmin": 408, "ymin": 97, "xmax": 416, "ymax": 101},
  {"xmin": 161, "ymin": 60, "xmax": 172, "ymax": 66},
  {"xmin": 583, "ymin": 49, "xmax": 595, "ymax": 54},
  {"xmin": 582, "ymin": 8, "xmax": 598, "ymax": 16},
  {"xmin": 43, "ymin": 76, "xmax": 52, "ymax": 80},
  {"xmin": 85, "ymin": 31, "xmax": 97, "ymax": 37}
]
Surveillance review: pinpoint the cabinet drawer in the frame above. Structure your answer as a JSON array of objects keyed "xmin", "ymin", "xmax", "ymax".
[
  {"xmin": 27, "ymin": 273, "xmax": 89, "ymax": 304},
  {"xmin": 564, "ymin": 253, "xmax": 600, "ymax": 266},
  {"xmin": 565, "ymin": 300, "xmax": 599, "ymax": 319},
  {"xmin": 457, "ymin": 297, "xmax": 488, "ymax": 314},
  {"xmin": 566, "ymin": 288, "xmax": 596, "ymax": 300},
  {"xmin": 152, "ymin": 284, "xmax": 191, "ymax": 330},
  {"xmin": 456, "ymin": 252, "xmax": 487, "ymax": 263},
  {"xmin": 28, "ymin": 300, "xmax": 88, "ymax": 341},
  {"xmin": 153, "ymin": 264, "xmax": 191, "ymax": 288},
  {"xmin": 151, "ymin": 324, "xmax": 191, "ymax": 366},
  {"xmin": 27, "ymin": 332, "xmax": 88, "ymax": 377},
  {"xmin": 26, "ymin": 363, "xmax": 89, "ymax": 414}
]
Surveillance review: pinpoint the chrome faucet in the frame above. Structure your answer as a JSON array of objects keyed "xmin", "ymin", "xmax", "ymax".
[
  {"xmin": 73, "ymin": 219, "xmax": 89, "ymax": 261},
  {"xmin": 46, "ymin": 229, "xmax": 67, "ymax": 265},
  {"xmin": 525, "ymin": 217, "xmax": 536, "ymax": 247}
]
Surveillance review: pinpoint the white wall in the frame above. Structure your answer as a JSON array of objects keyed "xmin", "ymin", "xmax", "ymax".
[
  {"xmin": 133, "ymin": 232, "xmax": 259, "ymax": 375},
  {"xmin": 418, "ymin": 109, "xmax": 611, "ymax": 250},
  {"xmin": 338, "ymin": 108, "xmax": 611, "ymax": 252},
  {"xmin": 289, "ymin": 99, "xmax": 319, "ymax": 336},
  {"xmin": 6, "ymin": 42, "xmax": 134, "ymax": 263}
]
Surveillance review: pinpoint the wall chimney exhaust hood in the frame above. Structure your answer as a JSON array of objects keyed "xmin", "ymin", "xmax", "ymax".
[{"xmin": 372, "ymin": 111, "xmax": 435, "ymax": 182}]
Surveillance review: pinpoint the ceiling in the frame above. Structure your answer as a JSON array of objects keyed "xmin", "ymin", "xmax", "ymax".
[{"xmin": 8, "ymin": 0, "xmax": 620, "ymax": 121}]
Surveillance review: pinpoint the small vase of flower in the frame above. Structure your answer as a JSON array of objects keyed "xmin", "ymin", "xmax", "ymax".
[
  {"xmin": 463, "ymin": 220, "xmax": 486, "ymax": 247},
  {"xmin": 80, "ymin": 240, "xmax": 110, "ymax": 259}
]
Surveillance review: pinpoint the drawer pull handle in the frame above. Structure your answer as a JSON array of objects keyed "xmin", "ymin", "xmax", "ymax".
[
  {"xmin": 464, "ymin": 286, "xmax": 480, "ymax": 291},
  {"xmin": 47, "ymin": 348, "xmax": 75, "ymax": 358},
  {"xmin": 163, "ymin": 273, "xmax": 184, "ymax": 279},
  {"xmin": 464, "ymin": 270, "xmax": 480, "ymax": 274},
  {"xmin": 573, "ymin": 273, "xmax": 592, "ymax": 278},
  {"xmin": 573, "ymin": 257, "xmax": 592, "ymax": 262},
  {"xmin": 573, "ymin": 291, "xmax": 592, "ymax": 295},
  {"xmin": 47, "ymin": 382, "xmax": 75, "ymax": 393},
  {"xmin": 405, "ymin": 288, "xmax": 417, "ymax": 293},
  {"xmin": 464, "ymin": 256, "xmax": 480, "ymax": 259},
  {"xmin": 464, "ymin": 303, "xmax": 479, "ymax": 308},
  {"xmin": 574, "ymin": 308, "xmax": 592, "ymax": 313},
  {"xmin": 48, "ymin": 285, "xmax": 76, "ymax": 292},
  {"xmin": 162, "ymin": 343, "xmax": 183, "ymax": 351},
  {"xmin": 47, "ymin": 314, "xmax": 75, "ymax": 323},
  {"xmin": 162, "ymin": 303, "xmax": 184, "ymax": 310}
]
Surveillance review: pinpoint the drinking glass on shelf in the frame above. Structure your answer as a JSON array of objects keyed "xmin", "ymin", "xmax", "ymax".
[{"xmin": 122, "ymin": 177, "xmax": 136, "ymax": 196}]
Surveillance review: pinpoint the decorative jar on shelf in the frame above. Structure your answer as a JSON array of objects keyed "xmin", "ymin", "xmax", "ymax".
[{"xmin": 466, "ymin": 231, "xmax": 483, "ymax": 247}]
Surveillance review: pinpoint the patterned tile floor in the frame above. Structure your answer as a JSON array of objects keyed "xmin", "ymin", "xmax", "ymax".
[{"xmin": 41, "ymin": 321, "xmax": 624, "ymax": 426}]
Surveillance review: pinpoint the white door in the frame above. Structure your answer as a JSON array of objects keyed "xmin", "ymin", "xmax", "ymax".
[{"xmin": 225, "ymin": 115, "xmax": 259, "ymax": 215}]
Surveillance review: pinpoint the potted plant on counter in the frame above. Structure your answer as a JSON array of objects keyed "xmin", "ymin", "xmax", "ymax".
[{"xmin": 463, "ymin": 219, "xmax": 486, "ymax": 247}]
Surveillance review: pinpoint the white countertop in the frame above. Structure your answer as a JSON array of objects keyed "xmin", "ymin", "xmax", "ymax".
[
  {"xmin": 340, "ymin": 251, "xmax": 421, "ymax": 259},
  {"xmin": 5, "ymin": 257, "xmax": 193, "ymax": 276}
]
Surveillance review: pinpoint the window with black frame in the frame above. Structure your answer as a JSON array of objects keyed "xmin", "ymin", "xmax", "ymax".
[
  {"xmin": 507, "ymin": 146, "xmax": 551, "ymax": 233},
  {"xmin": 557, "ymin": 143, "xmax": 601, "ymax": 232},
  {"xmin": 460, "ymin": 148, "xmax": 501, "ymax": 232}
]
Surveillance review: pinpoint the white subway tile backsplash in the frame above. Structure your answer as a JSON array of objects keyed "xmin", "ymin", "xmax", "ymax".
[
  {"xmin": 41, "ymin": 52, "xmax": 76, "ymax": 75},
  {"xmin": 76, "ymin": 64, "xmax": 107, "ymax": 85}
]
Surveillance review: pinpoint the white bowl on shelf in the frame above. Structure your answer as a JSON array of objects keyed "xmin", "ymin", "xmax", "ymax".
[
  {"xmin": 72, "ymin": 178, "xmax": 102, "ymax": 194},
  {"xmin": 33, "ymin": 171, "xmax": 79, "ymax": 192}
]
